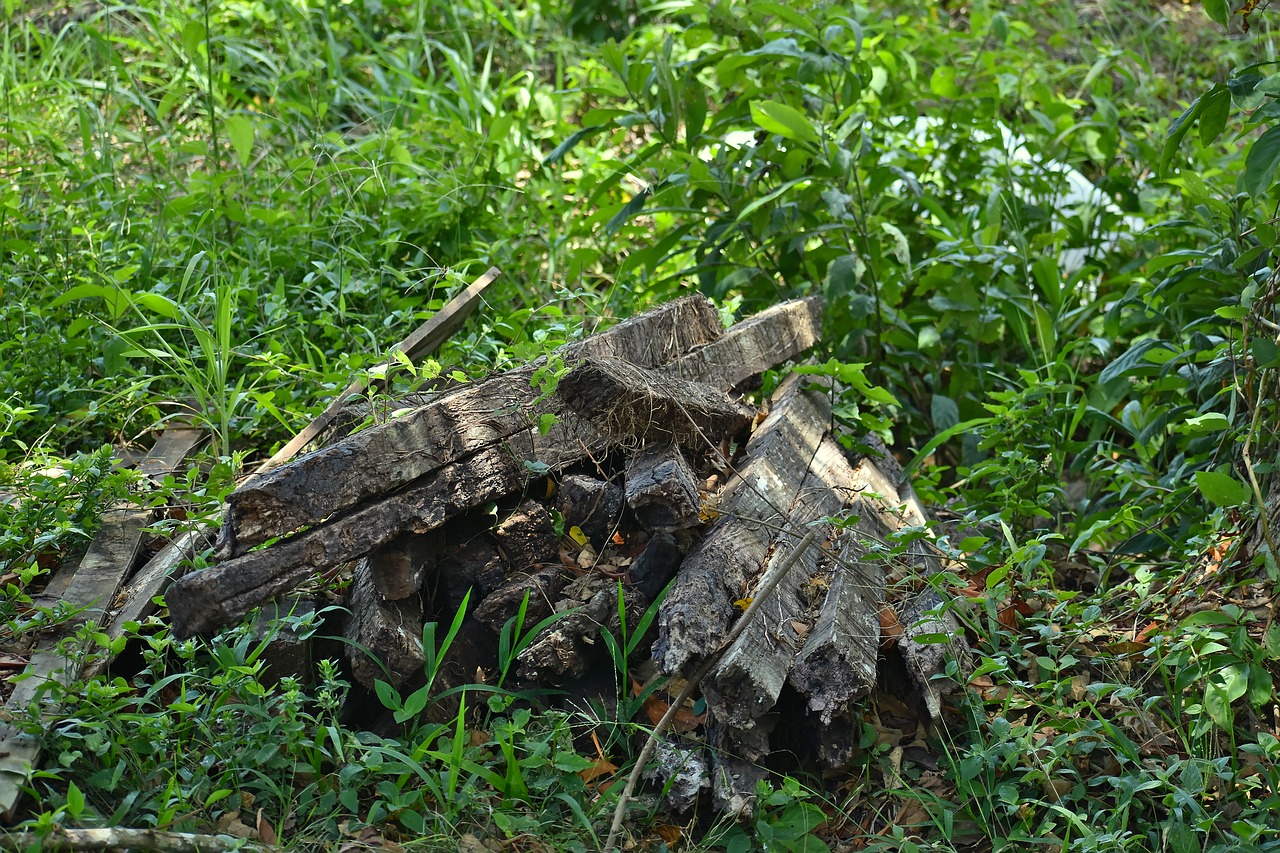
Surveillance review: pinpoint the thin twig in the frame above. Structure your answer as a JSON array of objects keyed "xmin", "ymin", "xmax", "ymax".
[{"xmin": 602, "ymin": 527, "xmax": 820, "ymax": 853}]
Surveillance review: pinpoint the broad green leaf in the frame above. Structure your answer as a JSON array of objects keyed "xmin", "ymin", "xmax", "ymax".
[
  {"xmin": 1194, "ymin": 470, "xmax": 1251, "ymax": 507},
  {"xmin": 931, "ymin": 395, "xmax": 959, "ymax": 431},
  {"xmin": 1183, "ymin": 413, "xmax": 1230, "ymax": 433},
  {"xmin": 1243, "ymin": 124, "xmax": 1280, "ymax": 197},
  {"xmin": 929, "ymin": 66, "xmax": 962, "ymax": 98},
  {"xmin": 750, "ymin": 100, "xmax": 821, "ymax": 145},
  {"xmin": 1160, "ymin": 86, "xmax": 1222, "ymax": 175},
  {"xmin": 181, "ymin": 21, "xmax": 207, "ymax": 60},
  {"xmin": 605, "ymin": 188, "xmax": 650, "ymax": 235},
  {"xmin": 225, "ymin": 115, "xmax": 254, "ymax": 167},
  {"xmin": 1203, "ymin": 0, "xmax": 1230, "ymax": 27},
  {"xmin": 1198, "ymin": 85, "xmax": 1231, "ymax": 146}
]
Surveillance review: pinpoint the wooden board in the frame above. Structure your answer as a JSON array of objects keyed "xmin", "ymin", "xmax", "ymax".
[
  {"xmin": 135, "ymin": 425, "xmax": 204, "ymax": 482},
  {"xmin": 219, "ymin": 295, "xmax": 726, "ymax": 557},
  {"xmin": 0, "ymin": 506, "xmax": 151, "ymax": 819},
  {"xmin": 652, "ymin": 374, "xmax": 830, "ymax": 676}
]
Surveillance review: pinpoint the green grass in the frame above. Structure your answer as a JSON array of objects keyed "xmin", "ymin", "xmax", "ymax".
[{"xmin": 4, "ymin": 0, "xmax": 1280, "ymax": 849}]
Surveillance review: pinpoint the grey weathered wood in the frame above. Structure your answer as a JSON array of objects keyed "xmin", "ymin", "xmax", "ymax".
[
  {"xmin": 786, "ymin": 460, "xmax": 892, "ymax": 728},
  {"xmin": 369, "ymin": 530, "xmax": 441, "ymax": 601},
  {"xmin": 703, "ymin": 435, "xmax": 854, "ymax": 731},
  {"xmin": 517, "ymin": 585, "xmax": 642, "ymax": 681},
  {"xmin": 652, "ymin": 375, "xmax": 829, "ymax": 676},
  {"xmin": 345, "ymin": 558, "xmax": 424, "ymax": 690},
  {"xmin": 624, "ymin": 444, "xmax": 702, "ymax": 533},
  {"xmin": 473, "ymin": 565, "xmax": 567, "ymax": 632},
  {"xmin": 218, "ymin": 296, "xmax": 725, "ymax": 558},
  {"xmin": 557, "ymin": 358, "xmax": 755, "ymax": 450},
  {"xmin": 0, "ymin": 505, "xmax": 151, "ymax": 819},
  {"xmin": 170, "ymin": 442, "xmax": 528, "ymax": 638},
  {"xmin": 136, "ymin": 424, "xmax": 204, "ymax": 482},
  {"xmin": 252, "ymin": 597, "xmax": 319, "ymax": 686},
  {"xmin": 666, "ymin": 297, "xmax": 823, "ymax": 391}
]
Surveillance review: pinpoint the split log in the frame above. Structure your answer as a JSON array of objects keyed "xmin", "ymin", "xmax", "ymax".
[
  {"xmin": 345, "ymin": 558, "xmax": 424, "ymax": 691},
  {"xmin": 219, "ymin": 295, "xmax": 724, "ymax": 557},
  {"xmin": 652, "ymin": 374, "xmax": 830, "ymax": 675},
  {"xmin": 170, "ymin": 443, "xmax": 527, "ymax": 638},
  {"xmin": 627, "ymin": 531, "xmax": 685, "ymax": 600},
  {"xmin": 369, "ymin": 530, "xmax": 442, "ymax": 601},
  {"xmin": 624, "ymin": 445, "xmax": 702, "ymax": 533},
  {"xmin": 516, "ymin": 584, "xmax": 650, "ymax": 681},
  {"xmin": 555, "ymin": 475, "xmax": 624, "ymax": 549},
  {"xmin": 666, "ymin": 296, "xmax": 823, "ymax": 391},
  {"xmin": 701, "ymin": 433, "xmax": 871, "ymax": 732}
]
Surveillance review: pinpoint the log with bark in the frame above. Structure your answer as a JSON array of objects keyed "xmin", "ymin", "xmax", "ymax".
[{"xmin": 155, "ymin": 294, "xmax": 971, "ymax": 825}]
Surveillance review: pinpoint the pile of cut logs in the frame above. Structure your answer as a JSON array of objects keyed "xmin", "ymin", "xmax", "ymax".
[{"xmin": 167, "ymin": 294, "xmax": 969, "ymax": 813}]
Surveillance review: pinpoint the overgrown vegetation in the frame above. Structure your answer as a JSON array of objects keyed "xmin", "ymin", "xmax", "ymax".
[{"xmin": 3, "ymin": 0, "xmax": 1280, "ymax": 849}]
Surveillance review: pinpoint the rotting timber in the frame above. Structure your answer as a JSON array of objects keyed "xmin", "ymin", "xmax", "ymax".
[{"xmin": 165, "ymin": 294, "xmax": 969, "ymax": 816}]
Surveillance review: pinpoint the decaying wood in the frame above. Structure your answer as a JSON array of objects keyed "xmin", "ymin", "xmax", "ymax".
[
  {"xmin": 171, "ymin": 443, "xmax": 527, "ymax": 638},
  {"xmin": 786, "ymin": 494, "xmax": 887, "ymax": 728},
  {"xmin": 624, "ymin": 444, "xmax": 702, "ymax": 533},
  {"xmin": 665, "ymin": 296, "xmax": 823, "ymax": 390},
  {"xmin": 653, "ymin": 374, "xmax": 829, "ymax": 676},
  {"xmin": 898, "ymin": 588, "xmax": 971, "ymax": 719},
  {"xmin": 555, "ymin": 474, "xmax": 624, "ymax": 548},
  {"xmin": 645, "ymin": 741, "xmax": 709, "ymax": 813},
  {"xmin": 346, "ymin": 558, "xmax": 424, "ymax": 691},
  {"xmin": 255, "ymin": 266, "xmax": 501, "ymax": 476},
  {"xmin": 436, "ymin": 535, "xmax": 507, "ymax": 612},
  {"xmin": 473, "ymin": 565, "xmax": 567, "ymax": 632},
  {"xmin": 252, "ymin": 597, "xmax": 318, "ymax": 685},
  {"xmin": 516, "ymin": 584, "xmax": 648, "ymax": 681},
  {"xmin": 0, "ymin": 827, "xmax": 266, "ymax": 853},
  {"xmin": 0, "ymin": 505, "xmax": 151, "ymax": 819},
  {"xmin": 220, "ymin": 295, "xmax": 725, "ymax": 558},
  {"xmin": 703, "ymin": 434, "xmax": 865, "ymax": 732},
  {"xmin": 136, "ymin": 424, "xmax": 204, "ymax": 482},
  {"xmin": 493, "ymin": 501, "xmax": 559, "ymax": 573},
  {"xmin": 628, "ymin": 531, "xmax": 685, "ymax": 600},
  {"xmin": 557, "ymin": 358, "xmax": 755, "ymax": 449},
  {"xmin": 369, "ymin": 530, "xmax": 441, "ymax": 601}
]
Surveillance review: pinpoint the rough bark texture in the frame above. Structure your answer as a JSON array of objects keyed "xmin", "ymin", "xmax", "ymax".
[
  {"xmin": 345, "ymin": 558, "xmax": 424, "ymax": 690},
  {"xmin": 899, "ymin": 588, "xmax": 972, "ymax": 719},
  {"xmin": 665, "ymin": 297, "xmax": 823, "ymax": 391},
  {"xmin": 219, "ymin": 296, "xmax": 724, "ymax": 557},
  {"xmin": 624, "ymin": 445, "xmax": 702, "ymax": 533},
  {"xmin": 369, "ymin": 530, "xmax": 442, "ymax": 601},
  {"xmin": 652, "ymin": 374, "xmax": 829, "ymax": 675}
]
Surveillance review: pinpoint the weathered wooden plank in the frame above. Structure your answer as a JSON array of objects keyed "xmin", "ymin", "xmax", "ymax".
[
  {"xmin": 702, "ymin": 435, "xmax": 855, "ymax": 731},
  {"xmin": 0, "ymin": 505, "xmax": 151, "ymax": 818},
  {"xmin": 219, "ymin": 296, "xmax": 724, "ymax": 558},
  {"xmin": 136, "ymin": 425, "xmax": 204, "ymax": 482},
  {"xmin": 666, "ymin": 297, "xmax": 823, "ymax": 391},
  {"xmin": 652, "ymin": 374, "xmax": 830, "ymax": 676},
  {"xmin": 787, "ymin": 485, "xmax": 889, "ymax": 726},
  {"xmin": 624, "ymin": 444, "xmax": 702, "ymax": 533},
  {"xmin": 345, "ymin": 558, "xmax": 424, "ymax": 690},
  {"xmin": 170, "ymin": 442, "xmax": 527, "ymax": 638}
]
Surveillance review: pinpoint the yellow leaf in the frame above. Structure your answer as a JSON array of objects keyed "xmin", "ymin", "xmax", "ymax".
[
  {"xmin": 568, "ymin": 525, "xmax": 589, "ymax": 546},
  {"xmin": 734, "ymin": 598, "xmax": 753, "ymax": 611}
]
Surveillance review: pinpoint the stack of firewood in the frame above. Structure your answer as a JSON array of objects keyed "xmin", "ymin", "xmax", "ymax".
[{"xmin": 167, "ymin": 294, "xmax": 969, "ymax": 812}]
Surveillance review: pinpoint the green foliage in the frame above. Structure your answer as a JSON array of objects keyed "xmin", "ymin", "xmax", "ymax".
[{"xmin": 5, "ymin": 0, "xmax": 1280, "ymax": 848}]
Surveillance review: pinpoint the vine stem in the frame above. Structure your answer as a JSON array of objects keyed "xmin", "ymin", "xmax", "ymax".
[{"xmin": 602, "ymin": 527, "xmax": 820, "ymax": 853}]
